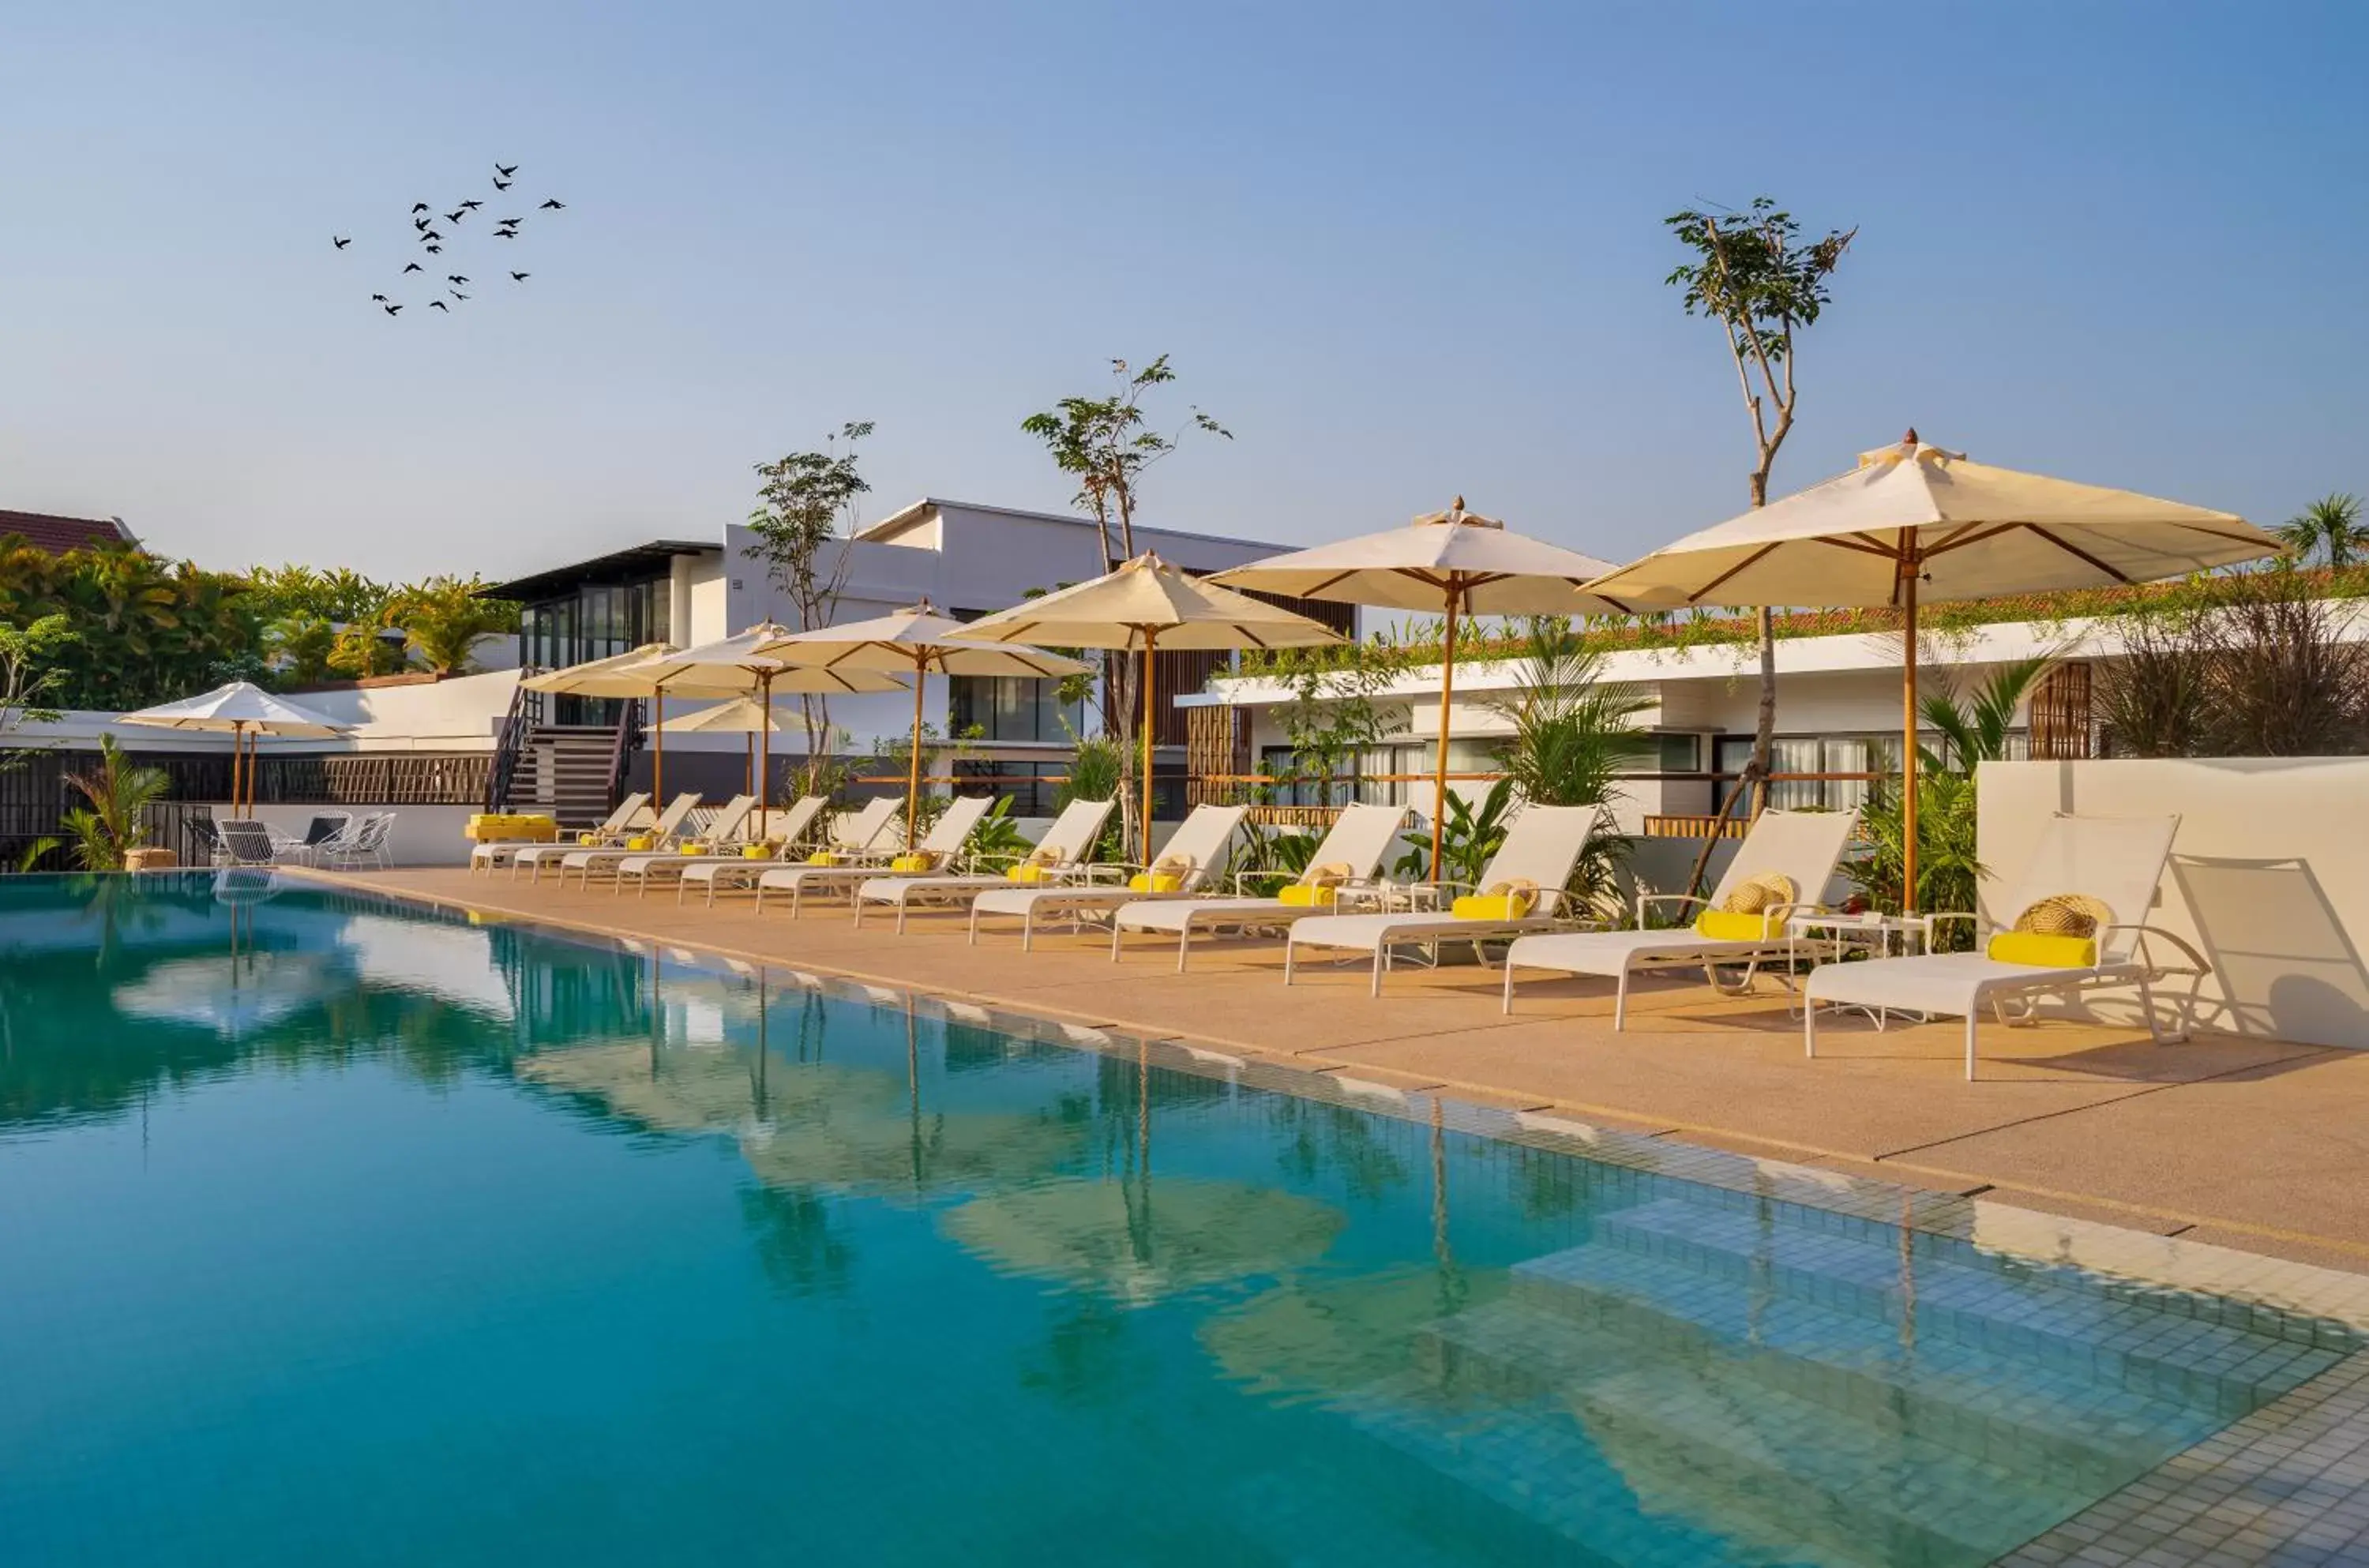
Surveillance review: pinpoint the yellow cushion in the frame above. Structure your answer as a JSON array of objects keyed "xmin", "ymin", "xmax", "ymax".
[
  {"xmin": 1129, "ymin": 872, "xmax": 1185, "ymax": 893},
  {"xmin": 680, "ymin": 843, "xmax": 709, "ymax": 856},
  {"xmin": 578, "ymin": 831, "xmax": 600, "ymax": 846},
  {"xmin": 625, "ymin": 836, "xmax": 652, "ymax": 852},
  {"xmin": 1278, "ymin": 883, "xmax": 1338, "ymax": 908},
  {"xmin": 1007, "ymin": 863, "xmax": 1056, "ymax": 883},
  {"xmin": 742, "ymin": 845, "xmax": 775, "ymax": 860},
  {"xmin": 1987, "ymin": 932, "xmax": 2097, "ymax": 967},
  {"xmin": 807, "ymin": 850, "xmax": 840, "ymax": 866},
  {"xmin": 1452, "ymin": 894, "xmax": 1534, "ymax": 921},
  {"xmin": 890, "ymin": 853, "xmax": 939, "ymax": 873},
  {"xmin": 1695, "ymin": 909, "xmax": 1785, "ymax": 941}
]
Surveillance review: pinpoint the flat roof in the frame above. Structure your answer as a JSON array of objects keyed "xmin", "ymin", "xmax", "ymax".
[
  {"xmin": 479, "ymin": 540, "xmax": 717, "ymax": 603},
  {"xmin": 859, "ymin": 497, "xmax": 1285, "ymax": 553}
]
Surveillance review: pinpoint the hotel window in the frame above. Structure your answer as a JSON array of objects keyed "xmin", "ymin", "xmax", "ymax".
[{"xmin": 946, "ymin": 676, "xmax": 1087, "ymax": 745}]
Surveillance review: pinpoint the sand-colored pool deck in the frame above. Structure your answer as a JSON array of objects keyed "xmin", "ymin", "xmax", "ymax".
[{"xmin": 306, "ymin": 864, "xmax": 2369, "ymax": 1279}]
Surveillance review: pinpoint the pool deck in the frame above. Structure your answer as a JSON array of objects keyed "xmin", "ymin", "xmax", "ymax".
[
  {"xmin": 300, "ymin": 865, "xmax": 2369, "ymax": 1566},
  {"xmin": 308, "ymin": 865, "xmax": 2369, "ymax": 1276}
]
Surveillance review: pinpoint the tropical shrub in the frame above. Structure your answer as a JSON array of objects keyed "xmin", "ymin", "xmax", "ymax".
[
  {"xmin": 388, "ymin": 576, "xmax": 520, "ymax": 676},
  {"xmin": 58, "ymin": 736, "xmax": 170, "ymax": 871},
  {"xmin": 1394, "ymin": 776, "xmax": 1515, "ymax": 887}
]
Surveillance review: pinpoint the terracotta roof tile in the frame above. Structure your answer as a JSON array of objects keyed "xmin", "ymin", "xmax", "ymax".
[{"xmin": 0, "ymin": 510, "xmax": 136, "ymax": 555}]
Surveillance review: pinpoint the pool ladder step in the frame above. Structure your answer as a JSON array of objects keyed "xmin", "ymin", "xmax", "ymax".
[{"xmin": 1564, "ymin": 1196, "xmax": 2344, "ymax": 1416}]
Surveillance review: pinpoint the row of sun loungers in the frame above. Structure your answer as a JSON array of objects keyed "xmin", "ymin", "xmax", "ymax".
[{"xmin": 471, "ymin": 783, "xmax": 2189, "ymax": 1082}]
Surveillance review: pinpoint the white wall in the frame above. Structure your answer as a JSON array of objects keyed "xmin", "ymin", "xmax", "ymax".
[{"xmin": 1978, "ymin": 758, "xmax": 2369, "ymax": 1049}]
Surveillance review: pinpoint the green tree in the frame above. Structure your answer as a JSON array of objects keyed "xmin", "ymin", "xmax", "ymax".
[
  {"xmin": 59, "ymin": 735, "xmax": 171, "ymax": 870},
  {"xmin": 742, "ymin": 422, "xmax": 873, "ymax": 795},
  {"xmin": 1021, "ymin": 356, "xmax": 1229, "ymax": 852},
  {"xmin": 0, "ymin": 613, "xmax": 77, "ymax": 742},
  {"xmin": 2278, "ymin": 493, "xmax": 2364, "ymax": 568},
  {"xmin": 264, "ymin": 613, "xmax": 339, "ymax": 686},
  {"xmin": 1485, "ymin": 617, "xmax": 1652, "ymax": 914},
  {"xmin": 1665, "ymin": 198, "xmax": 1856, "ymax": 818},
  {"xmin": 389, "ymin": 575, "xmax": 520, "ymax": 676}
]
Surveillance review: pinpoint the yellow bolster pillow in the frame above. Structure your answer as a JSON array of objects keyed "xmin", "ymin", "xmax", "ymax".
[
  {"xmin": 577, "ymin": 831, "xmax": 599, "ymax": 846},
  {"xmin": 1278, "ymin": 883, "xmax": 1337, "ymax": 908},
  {"xmin": 743, "ymin": 845, "xmax": 774, "ymax": 860},
  {"xmin": 1452, "ymin": 894, "xmax": 1533, "ymax": 921},
  {"xmin": 1695, "ymin": 909, "xmax": 1785, "ymax": 941},
  {"xmin": 679, "ymin": 843, "xmax": 709, "ymax": 856},
  {"xmin": 1129, "ymin": 872, "xmax": 1184, "ymax": 893},
  {"xmin": 807, "ymin": 850, "xmax": 840, "ymax": 866},
  {"xmin": 1987, "ymin": 932, "xmax": 2097, "ymax": 968},
  {"xmin": 1006, "ymin": 863, "xmax": 1055, "ymax": 883},
  {"xmin": 625, "ymin": 836, "xmax": 652, "ymax": 852},
  {"xmin": 890, "ymin": 853, "xmax": 938, "ymax": 873}
]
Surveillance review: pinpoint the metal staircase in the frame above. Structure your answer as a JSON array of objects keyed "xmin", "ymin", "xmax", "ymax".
[{"xmin": 483, "ymin": 684, "xmax": 640, "ymax": 827}]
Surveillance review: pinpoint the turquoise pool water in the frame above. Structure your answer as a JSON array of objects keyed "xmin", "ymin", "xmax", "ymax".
[{"xmin": 0, "ymin": 873, "xmax": 2351, "ymax": 1566}]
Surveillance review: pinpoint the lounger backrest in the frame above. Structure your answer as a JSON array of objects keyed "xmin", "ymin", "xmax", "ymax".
[
  {"xmin": 1298, "ymin": 803, "xmax": 1410, "ymax": 883},
  {"xmin": 218, "ymin": 820, "xmax": 276, "ymax": 865},
  {"xmin": 1998, "ymin": 813, "xmax": 2179, "ymax": 966},
  {"xmin": 696, "ymin": 794, "xmax": 758, "ymax": 843},
  {"xmin": 601, "ymin": 792, "xmax": 652, "ymax": 835},
  {"xmin": 1035, "ymin": 797, "xmax": 1115, "ymax": 864},
  {"xmin": 828, "ymin": 797, "xmax": 898, "ymax": 850},
  {"xmin": 1474, "ymin": 805, "xmax": 1599, "ymax": 907},
  {"xmin": 1154, "ymin": 804, "xmax": 1248, "ymax": 889},
  {"xmin": 768, "ymin": 795, "xmax": 827, "ymax": 847},
  {"xmin": 301, "ymin": 812, "xmax": 348, "ymax": 847},
  {"xmin": 1710, "ymin": 809, "xmax": 1859, "ymax": 912},
  {"xmin": 645, "ymin": 793, "xmax": 703, "ymax": 844},
  {"xmin": 920, "ymin": 794, "xmax": 994, "ymax": 854}
]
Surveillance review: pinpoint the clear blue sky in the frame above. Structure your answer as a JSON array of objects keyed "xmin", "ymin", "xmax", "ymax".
[{"xmin": 3, "ymin": 2, "xmax": 2363, "ymax": 583}]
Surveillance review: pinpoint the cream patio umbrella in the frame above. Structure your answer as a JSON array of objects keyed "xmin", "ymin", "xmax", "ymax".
[
  {"xmin": 656, "ymin": 695, "xmax": 794, "ymax": 799},
  {"xmin": 522, "ymin": 643, "xmax": 744, "ymax": 808},
  {"xmin": 1583, "ymin": 432, "xmax": 2281, "ymax": 908},
  {"xmin": 755, "ymin": 602, "xmax": 1089, "ymax": 845},
  {"xmin": 629, "ymin": 626, "xmax": 906, "ymax": 835},
  {"xmin": 118, "ymin": 681, "xmax": 346, "ymax": 813},
  {"xmin": 1212, "ymin": 497, "xmax": 1628, "ymax": 876},
  {"xmin": 957, "ymin": 553, "xmax": 1346, "ymax": 865}
]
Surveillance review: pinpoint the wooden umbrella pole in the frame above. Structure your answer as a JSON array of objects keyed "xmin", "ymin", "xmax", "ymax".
[
  {"xmin": 758, "ymin": 677, "xmax": 772, "ymax": 837},
  {"xmin": 907, "ymin": 655, "xmax": 925, "ymax": 847},
  {"xmin": 652, "ymin": 688, "xmax": 665, "ymax": 808},
  {"xmin": 1430, "ymin": 586, "xmax": 1461, "ymax": 880},
  {"xmin": 1139, "ymin": 627, "xmax": 1158, "ymax": 868},
  {"xmin": 1900, "ymin": 542, "xmax": 1921, "ymax": 914},
  {"xmin": 745, "ymin": 732, "xmax": 755, "ymax": 797},
  {"xmin": 230, "ymin": 722, "xmax": 243, "ymax": 815}
]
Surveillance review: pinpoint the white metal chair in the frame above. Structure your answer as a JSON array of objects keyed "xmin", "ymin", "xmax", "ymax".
[
  {"xmin": 967, "ymin": 803, "xmax": 1249, "ymax": 949},
  {"xmin": 1107, "ymin": 802, "xmax": 1411, "ymax": 972},
  {"xmin": 850, "ymin": 797, "xmax": 1112, "ymax": 932}
]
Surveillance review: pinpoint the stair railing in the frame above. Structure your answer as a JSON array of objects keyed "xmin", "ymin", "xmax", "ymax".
[
  {"xmin": 603, "ymin": 696, "xmax": 642, "ymax": 814},
  {"xmin": 484, "ymin": 678, "xmax": 533, "ymax": 812}
]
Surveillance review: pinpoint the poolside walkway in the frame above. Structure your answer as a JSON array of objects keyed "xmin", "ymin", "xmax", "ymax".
[{"xmin": 309, "ymin": 865, "xmax": 2369, "ymax": 1276}]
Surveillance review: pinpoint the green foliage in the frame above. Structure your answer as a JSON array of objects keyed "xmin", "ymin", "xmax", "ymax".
[
  {"xmin": 244, "ymin": 564, "xmax": 390, "ymax": 626},
  {"xmin": 13, "ymin": 835, "xmax": 61, "ymax": 874},
  {"xmin": 2091, "ymin": 598, "xmax": 2212, "ymax": 758},
  {"xmin": 1394, "ymin": 777, "xmax": 1515, "ymax": 886},
  {"xmin": 0, "ymin": 541, "xmax": 257, "ymax": 710},
  {"xmin": 0, "ymin": 613, "xmax": 79, "ymax": 738},
  {"xmin": 388, "ymin": 575, "xmax": 520, "ymax": 676},
  {"xmin": 1842, "ymin": 659, "xmax": 2050, "ymax": 935},
  {"xmin": 58, "ymin": 735, "xmax": 169, "ymax": 871},
  {"xmin": 1057, "ymin": 725, "xmax": 1132, "ymax": 862},
  {"xmin": 1273, "ymin": 639, "xmax": 1410, "ymax": 803},
  {"xmin": 1487, "ymin": 617, "xmax": 1653, "ymax": 807},
  {"xmin": 964, "ymin": 796, "xmax": 1032, "ymax": 864},
  {"xmin": 1020, "ymin": 355, "xmax": 1226, "ymax": 568},
  {"xmin": 264, "ymin": 613, "xmax": 339, "ymax": 687},
  {"xmin": 327, "ymin": 606, "xmax": 411, "ymax": 678},
  {"xmin": 2280, "ymin": 493, "xmax": 2364, "ymax": 569},
  {"xmin": 742, "ymin": 422, "xmax": 873, "ymax": 773},
  {"xmin": 1664, "ymin": 199, "xmax": 1855, "ymax": 376}
]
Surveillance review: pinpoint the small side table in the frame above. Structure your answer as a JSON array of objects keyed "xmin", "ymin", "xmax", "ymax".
[{"xmin": 1789, "ymin": 911, "xmax": 1935, "ymax": 1026}]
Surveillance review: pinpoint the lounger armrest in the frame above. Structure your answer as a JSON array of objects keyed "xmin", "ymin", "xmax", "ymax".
[{"xmin": 1635, "ymin": 892, "xmax": 1707, "ymax": 929}]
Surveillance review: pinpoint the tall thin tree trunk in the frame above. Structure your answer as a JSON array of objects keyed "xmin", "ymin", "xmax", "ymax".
[{"xmin": 1745, "ymin": 467, "xmax": 1774, "ymax": 816}]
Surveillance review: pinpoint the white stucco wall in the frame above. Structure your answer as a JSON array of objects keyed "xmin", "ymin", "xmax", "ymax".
[{"xmin": 1977, "ymin": 757, "xmax": 2369, "ymax": 1049}]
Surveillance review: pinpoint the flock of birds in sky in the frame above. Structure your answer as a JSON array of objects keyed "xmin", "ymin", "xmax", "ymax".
[{"xmin": 332, "ymin": 162, "xmax": 565, "ymax": 317}]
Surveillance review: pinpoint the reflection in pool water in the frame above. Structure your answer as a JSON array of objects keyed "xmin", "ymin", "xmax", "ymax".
[{"xmin": 0, "ymin": 873, "xmax": 2351, "ymax": 1567}]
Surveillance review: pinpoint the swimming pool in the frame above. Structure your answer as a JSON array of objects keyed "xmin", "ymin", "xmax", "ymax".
[{"xmin": 1, "ymin": 872, "xmax": 2354, "ymax": 1566}]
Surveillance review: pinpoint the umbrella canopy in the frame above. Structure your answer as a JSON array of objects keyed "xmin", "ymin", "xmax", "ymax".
[
  {"xmin": 960, "ymin": 554, "xmax": 1345, "ymax": 862},
  {"xmin": 939, "ymin": 1176, "xmax": 1346, "ymax": 1307},
  {"xmin": 118, "ymin": 680, "xmax": 347, "ymax": 812},
  {"xmin": 757, "ymin": 602, "xmax": 1089, "ymax": 842},
  {"xmin": 630, "ymin": 625, "xmax": 820, "ymax": 833},
  {"xmin": 1584, "ymin": 434, "xmax": 2282, "ymax": 907},
  {"xmin": 522, "ymin": 642, "xmax": 783, "ymax": 807},
  {"xmin": 658, "ymin": 690, "xmax": 907, "ymax": 798},
  {"xmin": 655, "ymin": 695, "xmax": 798, "ymax": 734},
  {"xmin": 1213, "ymin": 498, "xmax": 1627, "ymax": 875}
]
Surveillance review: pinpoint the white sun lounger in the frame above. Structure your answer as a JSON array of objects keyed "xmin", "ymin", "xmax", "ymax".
[
  {"xmin": 472, "ymin": 792, "xmax": 647, "ymax": 876},
  {"xmin": 1282, "ymin": 805, "xmax": 1605, "ymax": 996},
  {"xmin": 853, "ymin": 797, "xmax": 1113, "ymax": 932},
  {"xmin": 967, "ymin": 803, "xmax": 1249, "ymax": 949},
  {"xmin": 496, "ymin": 793, "xmax": 653, "ymax": 879},
  {"xmin": 672, "ymin": 794, "xmax": 833, "ymax": 903},
  {"xmin": 611, "ymin": 794, "xmax": 761, "ymax": 895},
  {"xmin": 1108, "ymin": 802, "xmax": 1411, "ymax": 972},
  {"xmin": 753, "ymin": 796, "xmax": 989, "ymax": 917},
  {"xmin": 1804, "ymin": 812, "xmax": 2186, "ymax": 1081},
  {"xmin": 556, "ymin": 793, "xmax": 704, "ymax": 887},
  {"xmin": 1500, "ymin": 808, "xmax": 1859, "ymax": 1028}
]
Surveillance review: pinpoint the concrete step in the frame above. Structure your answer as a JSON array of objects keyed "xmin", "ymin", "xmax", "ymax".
[{"xmin": 1567, "ymin": 1197, "xmax": 2341, "ymax": 1416}]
